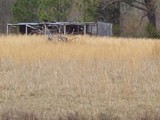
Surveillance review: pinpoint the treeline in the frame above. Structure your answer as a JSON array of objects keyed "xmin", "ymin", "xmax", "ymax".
[
  {"xmin": 11, "ymin": 0, "xmax": 121, "ymax": 36},
  {"xmin": 0, "ymin": 0, "xmax": 160, "ymax": 38},
  {"xmin": 11, "ymin": 0, "xmax": 97, "ymax": 22}
]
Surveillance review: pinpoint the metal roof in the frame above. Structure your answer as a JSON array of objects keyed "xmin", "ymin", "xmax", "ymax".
[
  {"xmin": 8, "ymin": 22, "xmax": 96, "ymax": 26},
  {"xmin": 8, "ymin": 23, "xmax": 40, "ymax": 26}
]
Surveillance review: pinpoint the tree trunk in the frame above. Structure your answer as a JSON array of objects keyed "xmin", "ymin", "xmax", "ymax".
[
  {"xmin": 112, "ymin": 2, "xmax": 120, "ymax": 25},
  {"xmin": 145, "ymin": 0, "xmax": 157, "ymax": 30},
  {"xmin": 112, "ymin": 2, "xmax": 121, "ymax": 36},
  {"xmin": 96, "ymin": 1, "xmax": 121, "ymax": 35},
  {"xmin": 147, "ymin": 12, "xmax": 156, "ymax": 30}
]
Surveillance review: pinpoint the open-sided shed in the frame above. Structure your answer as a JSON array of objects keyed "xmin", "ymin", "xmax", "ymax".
[{"xmin": 7, "ymin": 21, "xmax": 112, "ymax": 36}]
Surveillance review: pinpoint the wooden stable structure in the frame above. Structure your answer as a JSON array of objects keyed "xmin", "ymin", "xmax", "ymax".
[{"xmin": 7, "ymin": 22, "xmax": 112, "ymax": 36}]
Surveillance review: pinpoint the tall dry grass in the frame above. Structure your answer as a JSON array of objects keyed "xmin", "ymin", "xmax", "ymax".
[{"xmin": 0, "ymin": 35, "xmax": 160, "ymax": 120}]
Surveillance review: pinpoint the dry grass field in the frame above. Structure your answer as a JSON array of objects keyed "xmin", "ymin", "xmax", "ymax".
[{"xmin": 0, "ymin": 35, "xmax": 160, "ymax": 120}]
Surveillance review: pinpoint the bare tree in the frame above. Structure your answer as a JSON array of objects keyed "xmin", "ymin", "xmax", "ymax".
[
  {"xmin": 102, "ymin": 0, "xmax": 157, "ymax": 30},
  {"xmin": 0, "ymin": 0, "xmax": 16, "ymax": 33}
]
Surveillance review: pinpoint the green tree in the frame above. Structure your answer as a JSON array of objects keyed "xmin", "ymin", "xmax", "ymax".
[
  {"xmin": 12, "ymin": 0, "xmax": 39, "ymax": 22},
  {"xmin": 38, "ymin": 0, "xmax": 73, "ymax": 22},
  {"xmin": 76, "ymin": 0, "xmax": 97, "ymax": 22}
]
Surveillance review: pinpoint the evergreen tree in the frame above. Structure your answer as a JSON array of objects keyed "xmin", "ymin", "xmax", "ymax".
[
  {"xmin": 76, "ymin": 0, "xmax": 97, "ymax": 22},
  {"xmin": 12, "ymin": 0, "xmax": 39, "ymax": 22},
  {"xmin": 38, "ymin": 0, "xmax": 73, "ymax": 22}
]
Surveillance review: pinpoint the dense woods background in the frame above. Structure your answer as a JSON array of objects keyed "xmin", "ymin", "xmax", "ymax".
[{"xmin": 0, "ymin": 0, "xmax": 160, "ymax": 38}]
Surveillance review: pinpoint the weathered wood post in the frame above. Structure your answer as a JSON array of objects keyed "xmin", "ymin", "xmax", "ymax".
[
  {"xmin": 64, "ymin": 25, "xmax": 66, "ymax": 35},
  {"xmin": 7, "ymin": 24, "xmax": 9, "ymax": 35},
  {"xmin": 58, "ymin": 25, "xmax": 61, "ymax": 34},
  {"xmin": 84, "ymin": 24, "xmax": 86, "ymax": 35},
  {"xmin": 44, "ymin": 24, "xmax": 47, "ymax": 35},
  {"xmin": 25, "ymin": 25, "xmax": 28, "ymax": 35}
]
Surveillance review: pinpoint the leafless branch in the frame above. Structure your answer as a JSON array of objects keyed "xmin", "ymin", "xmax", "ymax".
[
  {"xmin": 136, "ymin": 13, "xmax": 148, "ymax": 29},
  {"xmin": 102, "ymin": 0, "xmax": 148, "ymax": 12},
  {"xmin": 123, "ymin": 1, "xmax": 148, "ymax": 12},
  {"xmin": 102, "ymin": 0, "xmax": 122, "ymax": 10},
  {"xmin": 134, "ymin": 0, "xmax": 146, "ymax": 6}
]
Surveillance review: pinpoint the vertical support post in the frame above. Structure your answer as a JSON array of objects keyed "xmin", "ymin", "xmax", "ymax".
[
  {"xmin": 7, "ymin": 24, "xmax": 9, "ymax": 35},
  {"xmin": 64, "ymin": 25, "xmax": 66, "ymax": 35},
  {"xmin": 58, "ymin": 25, "xmax": 61, "ymax": 34},
  {"xmin": 25, "ymin": 25, "xmax": 28, "ymax": 35},
  {"xmin": 78, "ymin": 26, "xmax": 79, "ymax": 34},
  {"xmin": 96, "ymin": 22, "xmax": 99, "ymax": 36},
  {"xmin": 44, "ymin": 24, "xmax": 47, "ymax": 35},
  {"xmin": 110, "ymin": 24, "xmax": 113, "ymax": 36},
  {"xmin": 84, "ymin": 24, "xmax": 86, "ymax": 35},
  {"xmin": 91, "ymin": 25, "xmax": 93, "ymax": 35}
]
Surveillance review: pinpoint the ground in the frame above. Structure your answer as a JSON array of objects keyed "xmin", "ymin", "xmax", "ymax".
[{"xmin": 0, "ymin": 35, "xmax": 160, "ymax": 120}]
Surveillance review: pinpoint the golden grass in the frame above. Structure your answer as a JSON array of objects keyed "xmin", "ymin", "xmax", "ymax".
[
  {"xmin": 0, "ymin": 35, "xmax": 160, "ymax": 120},
  {"xmin": 0, "ymin": 35, "xmax": 159, "ymax": 61}
]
